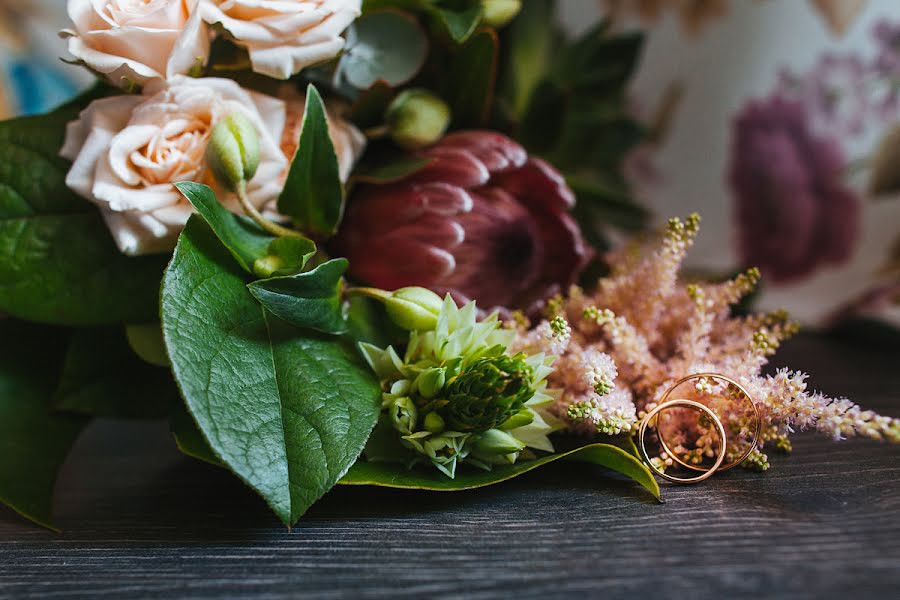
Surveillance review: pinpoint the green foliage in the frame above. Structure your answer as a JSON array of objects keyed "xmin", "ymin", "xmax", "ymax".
[
  {"xmin": 445, "ymin": 28, "xmax": 497, "ymax": 127},
  {"xmin": 0, "ymin": 321, "xmax": 89, "ymax": 530},
  {"xmin": 53, "ymin": 326, "xmax": 175, "ymax": 419},
  {"xmin": 278, "ymin": 86, "xmax": 345, "ymax": 237},
  {"xmin": 0, "ymin": 106, "xmax": 166, "ymax": 325},
  {"xmin": 161, "ymin": 217, "xmax": 381, "ymax": 526},
  {"xmin": 341, "ymin": 441, "xmax": 661, "ymax": 499},
  {"xmin": 363, "ymin": 0, "xmax": 483, "ymax": 43},
  {"xmin": 338, "ymin": 10, "xmax": 429, "ymax": 89},
  {"xmin": 248, "ymin": 258, "xmax": 349, "ymax": 335},
  {"xmin": 175, "ymin": 182, "xmax": 278, "ymax": 273}
]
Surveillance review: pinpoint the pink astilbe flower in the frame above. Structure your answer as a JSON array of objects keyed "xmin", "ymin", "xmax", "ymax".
[{"xmin": 514, "ymin": 215, "xmax": 899, "ymax": 469}]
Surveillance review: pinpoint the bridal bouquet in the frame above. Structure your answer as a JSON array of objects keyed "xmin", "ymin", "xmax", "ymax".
[{"xmin": 1, "ymin": 0, "xmax": 897, "ymax": 531}]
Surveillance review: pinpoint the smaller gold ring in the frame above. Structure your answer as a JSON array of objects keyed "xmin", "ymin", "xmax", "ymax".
[
  {"xmin": 657, "ymin": 373, "xmax": 761, "ymax": 472},
  {"xmin": 638, "ymin": 399, "xmax": 727, "ymax": 484}
]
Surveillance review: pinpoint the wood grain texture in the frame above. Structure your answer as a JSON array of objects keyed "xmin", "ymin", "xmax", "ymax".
[{"xmin": 0, "ymin": 333, "xmax": 898, "ymax": 599}]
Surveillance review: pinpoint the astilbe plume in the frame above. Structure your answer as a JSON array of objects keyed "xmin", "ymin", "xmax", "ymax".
[{"xmin": 513, "ymin": 215, "xmax": 900, "ymax": 469}]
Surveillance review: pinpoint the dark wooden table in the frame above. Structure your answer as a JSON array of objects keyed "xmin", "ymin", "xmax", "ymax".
[{"xmin": 1, "ymin": 333, "xmax": 898, "ymax": 599}]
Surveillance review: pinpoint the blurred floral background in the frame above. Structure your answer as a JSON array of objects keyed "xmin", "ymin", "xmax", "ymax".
[{"xmin": 3, "ymin": 0, "xmax": 899, "ymax": 330}]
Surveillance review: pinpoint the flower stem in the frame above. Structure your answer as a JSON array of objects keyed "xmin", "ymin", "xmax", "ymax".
[
  {"xmin": 235, "ymin": 181, "xmax": 303, "ymax": 239},
  {"xmin": 362, "ymin": 124, "xmax": 390, "ymax": 139}
]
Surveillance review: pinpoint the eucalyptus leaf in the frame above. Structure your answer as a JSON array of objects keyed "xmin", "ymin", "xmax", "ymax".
[
  {"xmin": 161, "ymin": 217, "xmax": 381, "ymax": 526},
  {"xmin": 341, "ymin": 442, "xmax": 661, "ymax": 500},
  {"xmin": 0, "ymin": 320, "xmax": 89, "ymax": 531},
  {"xmin": 278, "ymin": 85, "xmax": 344, "ymax": 237},
  {"xmin": 0, "ymin": 109, "xmax": 166, "ymax": 325},
  {"xmin": 175, "ymin": 181, "xmax": 275, "ymax": 273},
  {"xmin": 53, "ymin": 326, "xmax": 175, "ymax": 419},
  {"xmin": 446, "ymin": 28, "xmax": 498, "ymax": 127},
  {"xmin": 339, "ymin": 10, "xmax": 428, "ymax": 89},
  {"xmin": 248, "ymin": 258, "xmax": 349, "ymax": 335}
]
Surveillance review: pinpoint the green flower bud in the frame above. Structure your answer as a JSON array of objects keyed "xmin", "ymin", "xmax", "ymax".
[
  {"xmin": 441, "ymin": 353, "xmax": 535, "ymax": 432},
  {"xmin": 384, "ymin": 287, "xmax": 444, "ymax": 331},
  {"xmin": 481, "ymin": 0, "xmax": 521, "ymax": 28},
  {"xmin": 415, "ymin": 367, "xmax": 446, "ymax": 399},
  {"xmin": 385, "ymin": 89, "xmax": 451, "ymax": 150},
  {"xmin": 471, "ymin": 428, "xmax": 525, "ymax": 457},
  {"xmin": 388, "ymin": 396, "xmax": 417, "ymax": 435},
  {"xmin": 423, "ymin": 411, "xmax": 446, "ymax": 434},
  {"xmin": 206, "ymin": 112, "xmax": 260, "ymax": 191},
  {"xmin": 498, "ymin": 409, "xmax": 534, "ymax": 431}
]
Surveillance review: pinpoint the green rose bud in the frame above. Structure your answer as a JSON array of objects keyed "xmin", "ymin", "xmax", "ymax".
[
  {"xmin": 384, "ymin": 287, "xmax": 444, "ymax": 331},
  {"xmin": 206, "ymin": 112, "xmax": 260, "ymax": 191},
  {"xmin": 442, "ymin": 353, "xmax": 535, "ymax": 432},
  {"xmin": 471, "ymin": 428, "xmax": 525, "ymax": 457},
  {"xmin": 498, "ymin": 409, "xmax": 534, "ymax": 431},
  {"xmin": 481, "ymin": 0, "xmax": 521, "ymax": 28},
  {"xmin": 423, "ymin": 411, "xmax": 446, "ymax": 434},
  {"xmin": 388, "ymin": 396, "xmax": 417, "ymax": 435},
  {"xmin": 415, "ymin": 367, "xmax": 446, "ymax": 399},
  {"xmin": 385, "ymin": 89, "xmax": 451, "ymax": 150}
]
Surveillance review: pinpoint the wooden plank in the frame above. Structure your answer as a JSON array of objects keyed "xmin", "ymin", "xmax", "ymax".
[{"xmin": 0, "ymin": 333, "xmax": 897, "ymax": 599}]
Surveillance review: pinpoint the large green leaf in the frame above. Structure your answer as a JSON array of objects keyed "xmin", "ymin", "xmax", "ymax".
[
  {"xmin": 338, "ymin": 10, "xmax": 429, "ymax": 89},
  {"xmin": 248, "ymin": 258, "xmax": 349, "ymax": 335},
  {"xmin": 0, "ymin": 107, "xmax": 166, "ymax": 325},
  {"xmin": 175, "ymin": 182, "xmax": 275, "ymax": 273},
  {"xmin": 161, "ymin": 216, "xmax": 382, "ymax": 526},
  {"xmin": 340, "ymin": 442, "xmax": 661, "ymax": 499},
  {"xmin": 53, "ymin": 326, "xmax": 176, "ymax": 419},
  {"xmin": 0, "ymin": 320, "xmax": 89, "ymax": 531},
  {"xmin": 277, "ymin": 86, "xmax": 345, "ymax": 237}
]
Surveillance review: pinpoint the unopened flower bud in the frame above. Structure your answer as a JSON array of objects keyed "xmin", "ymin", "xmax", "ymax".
[
  {"xmin": 471, "ymin": 428, "xmax": 525, "ymax": 457},
  {"xmin": 499, "ymin": 409, "xmax": 534, "ymax": 431},
  {"xmin": 388, "ymin": 396, "xmax": 417, "ymax": 435},
  {"xmin": 481, "ymin": 0, "xmax": 521, "ymax": 28},
  {"xmin": 385, "ymin": 89, "xmax": 450, "ymax": 150},
  {"xmin": 423, "ymin": 411, "xmax": 446, "ymax": 433},
  {"xmin": 384, "ymin": 287, "xmax": 444, "ymax": 331},
  {"xmin": 416, "ymin": 367, "xmax": 446, "ymax": 399},
  {"xmin": 206, "ymin": 112, "xmax": 260, "ymax": 191}
]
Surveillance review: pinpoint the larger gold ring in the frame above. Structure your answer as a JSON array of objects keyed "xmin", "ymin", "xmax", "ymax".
[
  {"xmin": 657, "ymin": 373, "xmax": 761, "ymax": 473},
  {"xmin": 638, "ymin": 399, "xmax": 727, "ymax": 484}
]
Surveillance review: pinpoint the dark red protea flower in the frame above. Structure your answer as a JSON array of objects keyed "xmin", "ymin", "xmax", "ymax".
[{"xmin": 332, "ymin": 131, "xmax": 592, "ymax": 313}]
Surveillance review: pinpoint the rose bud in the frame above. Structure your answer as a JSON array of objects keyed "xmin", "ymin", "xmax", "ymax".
[
  {"xmin": 481, "ymin": 0, "xmax": 522, "ymax": 28},
  {"xmin": 332, "ymin": 131, "xmax": 592, "ymax": 314},
  {"xmin": 385, "ymin": 89, "xmax": 451, "ymax": 150},
  {"xmin": 206, "ymin": 112, "xmax": 261, "ymax": 192}
]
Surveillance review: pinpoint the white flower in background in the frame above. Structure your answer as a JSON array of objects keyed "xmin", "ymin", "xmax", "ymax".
[
  {"xmin": 62, "ymin": 0, "xmax": 210, "ymax": 88},
  {"xmin": 61, "ymin": 76, "xmax": 287, "ymax": 255},
  {"xmin": 200, "ymin": 0, "xmax": 361, "ymax": 80}
]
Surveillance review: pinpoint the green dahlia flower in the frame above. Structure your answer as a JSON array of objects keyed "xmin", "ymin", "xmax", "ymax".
[{"xmin": 359, "ymin": 294, "xmax": 560, "ymax": 478}]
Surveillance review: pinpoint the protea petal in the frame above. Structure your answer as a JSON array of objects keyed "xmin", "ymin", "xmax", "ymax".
[{"xmin": 334, "ymin": 130, "xmax": 590, "ymax": 313}]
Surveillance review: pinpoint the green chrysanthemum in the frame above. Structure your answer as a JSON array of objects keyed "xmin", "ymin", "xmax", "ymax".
[{"xmin": 359, "ymin": 293, "xmax": 561, "ymax": 478}]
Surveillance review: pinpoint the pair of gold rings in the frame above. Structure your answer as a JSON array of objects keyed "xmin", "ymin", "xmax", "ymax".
[{"xmin": 637, "ymin": 373, "xmax": 761, "ymax": 484}]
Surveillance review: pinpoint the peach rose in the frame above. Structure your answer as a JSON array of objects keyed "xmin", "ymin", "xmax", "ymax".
[
  {"xmin": 62, "ymin": 0, "xmax": 210, "ymax": 88},
  {"xmin": 200, "ymin": 0, "xmax": 361, "ymax": 80},
  {"xmin": 61, "ymin": 76, "xmax": 288, "ymax": 255}
]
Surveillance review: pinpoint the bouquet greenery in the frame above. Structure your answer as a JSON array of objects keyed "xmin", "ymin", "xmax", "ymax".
[{"xmin": 1, "ymin": 0, "xmax": 896, "ymax": 531}]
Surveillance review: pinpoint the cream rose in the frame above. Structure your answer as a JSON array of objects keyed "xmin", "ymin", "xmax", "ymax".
[
  {"xmin": 61, "ymin": 76, "xmax": 288, "ymax": 255},
  {"xmin": 200, "ymin": 0, "xmax": 361, "ymax": 80},
  {"xmin": 63, "ymin": 0, "xmax": 210, "ymax": 88}
]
